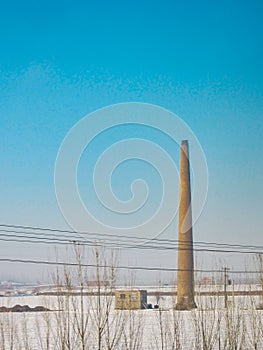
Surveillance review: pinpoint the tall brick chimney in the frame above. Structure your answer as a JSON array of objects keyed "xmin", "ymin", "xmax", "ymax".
[{"xmin": 175, "ymin": 140, "xmax": 197, "ymax": 310}]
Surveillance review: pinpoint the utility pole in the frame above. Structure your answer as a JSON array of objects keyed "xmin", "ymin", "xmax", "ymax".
[
  {"xmin": 223, "ymin": 267, "xmax": 230, "ymax": 308},
  {"xmin": 258, "ymin": 254, "xmax": 263, "ymax": 306}
]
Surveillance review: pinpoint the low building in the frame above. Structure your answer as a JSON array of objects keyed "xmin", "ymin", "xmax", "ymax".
[{"xmin": 115, "ymin": 290, "xmax": 147, "ymax": 310}]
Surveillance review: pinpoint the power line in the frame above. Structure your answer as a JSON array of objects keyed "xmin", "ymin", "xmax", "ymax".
[
  {"xmin": 1, "ymin": 223, "xmax": 263, "ymax": 252},
  {"xmin": 0, "ymin": 223, "xmax": 262, "ymax": 275},
  {"xmin": 0, "ymin": 229, "xmax": 91, "ymax": 244},
  {"xmin": 0, "ymin": 257, "xmax": 261, "ymax": 274},
  {"xmin": 0, "ymin": 227, "xmax": 263, "ymax": 255},
  {"xmin": 0, "ymin": 228, "xmax": 84, "ymax": 242},
  {"xmin": 1, "ymin": 231, "xmax": 263, "ymax": 255}
]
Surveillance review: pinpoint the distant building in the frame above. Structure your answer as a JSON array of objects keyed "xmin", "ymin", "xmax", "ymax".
[
  {"xmin": 201, "ymin": 276, "xmax": 215, "ymax": 285},
  {"xmin": 86, "ymin": 280, "xmax": 109, "ymax": 287},
  {"xmin": 115, "ymin": 290, "xmax": 147, "ymax": 310}
]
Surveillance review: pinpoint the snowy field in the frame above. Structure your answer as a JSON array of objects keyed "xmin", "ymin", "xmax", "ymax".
[{"xmin": 0, "ymin": 290, "xmax": 262, "ymax": 350}]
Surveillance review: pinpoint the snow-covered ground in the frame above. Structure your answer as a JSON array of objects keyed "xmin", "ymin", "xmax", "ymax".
[{"xmin": 0, "ymin": 289, "xmax": 262, "ymax": 349}]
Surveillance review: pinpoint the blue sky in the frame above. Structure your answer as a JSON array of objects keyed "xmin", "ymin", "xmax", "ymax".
[{"xmin": 0, "ymin": 0, "xmax": 262, "ymax": 281}]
